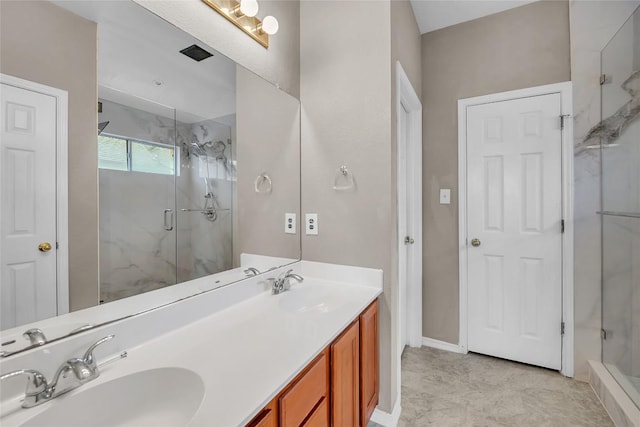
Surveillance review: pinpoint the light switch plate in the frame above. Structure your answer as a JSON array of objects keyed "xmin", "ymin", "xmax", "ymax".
[
  {"xmin": 305, "ymin": 213, "xmax": 318, "ymax": 235},
  {"xmin": 440, "ymin": 189, "xmax": 451, "ymax": 205},
  {"xmin": 285, "ymin": 213, "xmax": 296, "ymax": 234}
]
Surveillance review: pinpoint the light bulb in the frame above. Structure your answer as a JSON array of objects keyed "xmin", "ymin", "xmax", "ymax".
[
  {"xmin": 239, "ymin": 0, "xmax": 258, "ymax": 17},
  {"xmin": 262, "ymin": 15, "xmax": 279, "ymax": 35}
]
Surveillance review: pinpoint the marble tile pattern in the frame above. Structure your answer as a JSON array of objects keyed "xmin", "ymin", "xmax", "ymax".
[
  {"xmin": 98, "ymin": 98, "xmax": 235, "ymax": 303},
  {"xmin": 176, "ymin": 118, "xmax": 234, "ymax": 283},
  {"xmin": 570, "ymin": 0, "xmax": 640, "ymax": 382},
  {"xmin": 393, "ymin": 347, "xmax": 612, "ymax": 427}
]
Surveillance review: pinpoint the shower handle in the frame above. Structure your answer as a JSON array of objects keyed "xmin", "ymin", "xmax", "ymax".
[{"xmin": 164, "ymin": 209, "xmax": 174, "ymax": 231}]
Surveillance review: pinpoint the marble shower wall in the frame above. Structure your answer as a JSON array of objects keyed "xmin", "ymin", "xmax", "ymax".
[
  {"xmin": 176, "ymin": 118, "xmax": 234, "ymax": 283},
  {"xmin": 570, "ymin": 0, "xmax": 640, "ymax": 381},
  {"xmin": 98, "ymin": 99, "xmax": 234, "ymax": 303},
  {"xmin": 600, "ymin": 8, "xmax": 640, "ymax": 379}
]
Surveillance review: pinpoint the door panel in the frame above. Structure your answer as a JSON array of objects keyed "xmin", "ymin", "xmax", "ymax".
[
  {"xmin": 1, "ymin": 83, "xmax": 58, "ymax": 329},
  {"xmin": 466, "ymin": 93, "xmax": 563, "ymax": 370}
]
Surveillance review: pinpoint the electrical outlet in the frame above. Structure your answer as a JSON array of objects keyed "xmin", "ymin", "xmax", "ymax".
[
  {"xmin": 285, "ymin": 213, "xmax": 296, "ymax": 234},
  {"xmin": 440, "ymin": 189, "xmax": 451, "ymax": 205},
  {"xmin": 305, "ymin": 213, "xmax": 318, "ymax": 235}
]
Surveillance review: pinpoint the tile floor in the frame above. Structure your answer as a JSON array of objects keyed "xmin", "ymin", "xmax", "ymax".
[{"xmin": 370, "ymin": 347, "xmax": 612, "ymax": 427}]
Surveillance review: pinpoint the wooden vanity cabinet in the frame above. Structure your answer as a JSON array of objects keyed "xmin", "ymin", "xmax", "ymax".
[
  {"xmin": 246, "ymin": 399, "xmax": 278, "ymax": 427},
  {"xmin": 359, "ymin": 300, "xmax": 379, "ymax": 426},
  {"xmin": 279, "ymin": 349, "xmax": 330, "ymax": 427},
  {"xmin": 245, "ymin": 299, "xmax": 379, "ymax": 427},
  {"xmin": 331, "ymin": 320, "xmax": 360, "ymax": 426}
]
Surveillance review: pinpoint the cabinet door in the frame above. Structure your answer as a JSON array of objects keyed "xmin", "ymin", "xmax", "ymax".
[
  {"xmin": 359, "ymin": 300, "xmax": 379, "ymax": 426},
  {"xmin": 331, "ymin": 320, "xmax": 360, "ymax": 427}
]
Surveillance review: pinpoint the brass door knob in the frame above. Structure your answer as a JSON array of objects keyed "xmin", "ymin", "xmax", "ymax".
[
  {"xmin": 38, "ymin": 242, "xmax": 52, "ymax": 252},
  {"xmin": 471, "ymin": 238, "xmax": 481, "ymax": 247},
  {"xmin": 404, "ymin": 236, "xmax": 415, "ymax": 245}
]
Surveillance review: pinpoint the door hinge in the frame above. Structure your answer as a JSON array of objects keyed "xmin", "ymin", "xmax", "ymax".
[
  {"xmin": 561, "ymin": 322, "xmax": 565, "ymax": 335},
  {"xmin": 560, "ymin": 114, "xmax": 571, "ymax": 130},
  {"xmin": 56, "ymin": 242, "xmax": 59, "ymax": 250},
  {"xmin": 561, "ymin": 219, "xmax": 565, "ymax": 233},
  {"xmin": 601, "ymin": 329, "xmax": 608, "ymax": 340},
  {"xmin": 600, "ymin": 74, "xmax": 612, "ymax": 85}
]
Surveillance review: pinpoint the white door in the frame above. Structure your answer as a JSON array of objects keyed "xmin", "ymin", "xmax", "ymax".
[
  {"xmin": 1, "ymin": 83, "xmax": 58, "ymax": 329},
  {"xmin": 399, "ymin": 102, "xmax": 409, "ymax": 353},
  {"xmin": 466, "ymin": 93, "xmax": 563, "ymax": 370}
]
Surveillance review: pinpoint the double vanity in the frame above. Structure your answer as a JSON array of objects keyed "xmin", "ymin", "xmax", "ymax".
[{"xmin": 0, "ymin": 261, "xmax": 382, "ymax": 426}]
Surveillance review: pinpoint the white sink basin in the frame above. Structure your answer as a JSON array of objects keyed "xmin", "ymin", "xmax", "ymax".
[
  {"xmin": 278, "ymin": 285, "xmax": 345, "ymax": 314},
  {"xmin": 21, "ymin": 368, "xmax": 204, "ymax": 427}
]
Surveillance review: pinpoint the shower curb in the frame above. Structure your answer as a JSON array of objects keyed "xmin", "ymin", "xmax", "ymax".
[{"xmin": 589, "ymin": 361, "xmax": 640, "ymax": 426}]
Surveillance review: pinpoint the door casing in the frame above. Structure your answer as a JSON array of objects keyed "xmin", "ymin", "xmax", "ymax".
[
  {"xmin": 396, "ymin": 61, "xmax": 423, "ymax": 358},
  {"xmin": 457, "ymin": 82, "xmax": 574, "ymax": 377},
  {"xmin": 0, "ymin": 73, "xmax": 69, "ymax": 317}
]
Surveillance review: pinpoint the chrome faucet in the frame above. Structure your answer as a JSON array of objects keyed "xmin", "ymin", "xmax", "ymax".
[
  {"xmin": 0, "ymin": 335, "xmax": 114, "ymax": 408},
  {"xmin": 269, "ymin": 269, "xmax": 304, "ymax": 295},
  {"xmin": 23, "ymin": 329, "xmax": 48, "ymax": 346},
  {"xmin": 244, "ymin": 267, "xmax": 261, "ymax": 277}
]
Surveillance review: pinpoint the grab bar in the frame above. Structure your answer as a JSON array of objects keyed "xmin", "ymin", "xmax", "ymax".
[
  {"xmin": 597, "ymin": 211, "xmax": 640, "ymax": 219},
  {"xmin": 180, "ymin": 208, "xmax": 230, "ymax": 213}
]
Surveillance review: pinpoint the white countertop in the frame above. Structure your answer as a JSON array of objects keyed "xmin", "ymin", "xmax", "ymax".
[{"xmin": 1, "ymin": 270, "xmax": 381, "ymax": 427}]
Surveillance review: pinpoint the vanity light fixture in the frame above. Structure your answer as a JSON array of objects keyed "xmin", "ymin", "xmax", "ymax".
[{"xmin": 201, "ymin": 0, "xmax": 278, "ymax": 49}]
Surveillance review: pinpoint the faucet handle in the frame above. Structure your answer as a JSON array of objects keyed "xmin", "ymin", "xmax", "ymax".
[
  {"xmin": 23, "ymin": 328, "xmax": 47, "ymax": 346},
  {"xmin": 82, "ymin": 335, "xmax": 115, "ymax": 369},
  {"xmin": 278, "ymin": 269, "xmax": 294, "ymax": 279},
  {"xmin": 0, "ymin": 369, "xmax": 48, "ymax": 396}
]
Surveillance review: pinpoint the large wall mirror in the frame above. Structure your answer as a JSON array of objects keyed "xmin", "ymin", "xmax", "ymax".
[{"xmin": 0, "ymin": 0, "xmax": 300, "ymax": 356}]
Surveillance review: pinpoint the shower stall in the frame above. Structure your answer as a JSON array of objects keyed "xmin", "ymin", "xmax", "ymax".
[
  {"xmin": 599, "ymin": 5, "xmax": 640, "ymax": 409},
  {"xmin": 98, "ymin": 95, "xmax": 235, "ymax": 303}
]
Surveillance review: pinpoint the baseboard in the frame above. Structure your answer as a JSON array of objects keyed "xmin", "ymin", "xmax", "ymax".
[
  {"xmin": 370, "ymin": 398, "xmax": 401, "ymax": 427},
  {"xmin": 422, "ymin": 337, "xmax": 466, "ymax": 354}
]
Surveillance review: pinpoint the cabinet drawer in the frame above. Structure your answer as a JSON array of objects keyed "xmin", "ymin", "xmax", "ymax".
[
  {"xmin": 280, "ymin": 351, "xmax": 329, "ymax": 427},
  {"xmin": 303, "ymin": 397, "xmax": 329, "ymax": 427}
]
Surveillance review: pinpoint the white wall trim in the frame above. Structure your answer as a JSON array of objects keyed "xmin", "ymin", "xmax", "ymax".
[
  {"xmin": 370, "ymin": 397, "xmax": 402, "ymax": 427},
  {"xmin": 457, "ymin": 81, "xmax": 574, "ymax": 377},
  {"xmin": 0, "ymin": 73, "xmax": 69, "ymax": 316},
  {"xmin": 422, "ymin": 336, "xmax": 467, "ymax": 354}
]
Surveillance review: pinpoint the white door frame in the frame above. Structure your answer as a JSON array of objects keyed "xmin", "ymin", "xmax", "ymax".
[
  {"xmin": 0, "ymin": 73, "xmax": 69, "ymax": 316},
  {"xmin": 457, "ymin": 82, "xmax": 574, "ymax": 377},
  {"xmin": 396, "ymin": 61, "xmax": 423, "ymax": 355}
]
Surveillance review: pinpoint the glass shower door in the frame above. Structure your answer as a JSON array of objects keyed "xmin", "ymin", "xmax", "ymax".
[
  {"xmin": 600, "ymin": 5, "xmax": 640, "ymax": 408},
  {"xmin": 98, "ymin": 95, "xmax": 178, "ymax": 303}
]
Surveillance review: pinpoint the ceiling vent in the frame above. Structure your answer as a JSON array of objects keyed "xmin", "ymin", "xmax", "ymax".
[{"xmin": 179, "ymin": 44, "xmax": 213, "ymax": 62}]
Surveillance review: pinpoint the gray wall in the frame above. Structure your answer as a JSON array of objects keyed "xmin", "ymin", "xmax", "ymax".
[
  {"xmin": 134, "ymin": 0, "xmax": 300, "ymax": 97},
  {"xmin": 0, "ymin": 1, "xmax": 99, "ymax": 311},
  {"xmin": 300, "ymin": 0, "xmax": 419, "ymax": 413},
  {"xmin": 421, "ymin": 1, "xmax": 571, "ymax": 344},
  {"xmin": 235, "ymin": 66, "xmax": 301, "ymax": 263}
]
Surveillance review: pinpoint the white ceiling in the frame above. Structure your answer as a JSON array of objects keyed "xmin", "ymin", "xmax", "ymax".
[
  {"xmin": 410, "ymin": 0, "xmax": 539, "ymax": 34},
  {"xmin": 52, "ymin": 0, "xmax": 236, "ymax": 123}
]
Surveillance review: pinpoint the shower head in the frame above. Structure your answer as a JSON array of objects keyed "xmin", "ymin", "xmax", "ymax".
[
  {"xmin": 98, "ymin": 121, "xmax": 110, "ymax": 135},
  {"xmin": 190, "ymin": 142, "xmax": 206, "ymax": 156}
]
